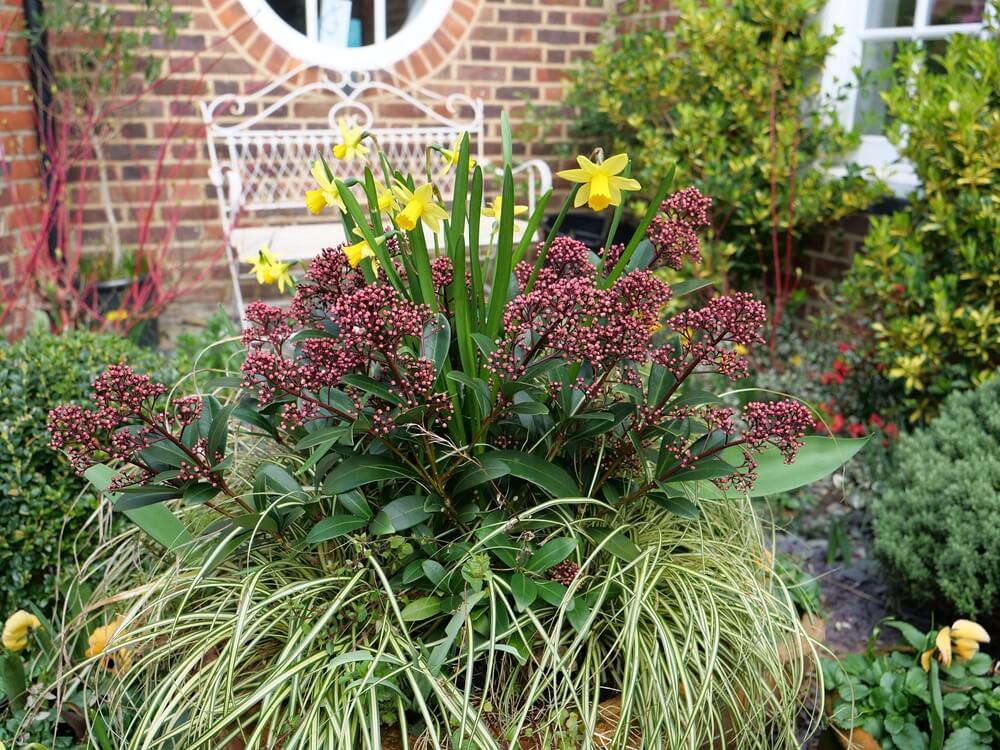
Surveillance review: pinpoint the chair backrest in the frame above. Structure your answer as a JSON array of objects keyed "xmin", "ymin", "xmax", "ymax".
[{"xmin": 200, "ymin": 65, "xmax": 490, "ymax": 230}]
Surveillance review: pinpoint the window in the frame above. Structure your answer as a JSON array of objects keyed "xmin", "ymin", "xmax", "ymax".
[
  {"xmin": 239, "ymin": 0, "xmax": 452, "ymax": 71},
  {"xmin": 820, "ymin": 0, "xmax": 992, "ymax": 192}
]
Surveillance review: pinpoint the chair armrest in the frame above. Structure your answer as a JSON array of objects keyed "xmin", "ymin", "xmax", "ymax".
[{"xmin": 479, "ymin": 157, "xmax": 553, "ymax": 212}]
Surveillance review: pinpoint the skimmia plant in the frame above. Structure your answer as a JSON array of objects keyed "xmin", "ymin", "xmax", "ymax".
[{"xmin": 45, "ymin": 120, "xmax": 864, "ymax": 749}]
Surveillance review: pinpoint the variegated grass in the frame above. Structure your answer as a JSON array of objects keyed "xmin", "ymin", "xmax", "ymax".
[{"xmin": 47, "ymin": 494, "xmax": 820, "ymax": 749}]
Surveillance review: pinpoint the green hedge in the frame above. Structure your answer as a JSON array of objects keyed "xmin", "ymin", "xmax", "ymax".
[
  {"xmin": 0, "ymin": 330, "xmax": 168, "ymax": 617},
  {"xmin": 873, "ymin": 375, "xmax": 1000, "ymax": 616}
]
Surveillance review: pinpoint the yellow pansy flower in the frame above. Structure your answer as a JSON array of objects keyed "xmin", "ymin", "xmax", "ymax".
[
  {"xmin": 557, "ymin": 153, "xmax": 641, "ymax": 211},
  {"xmin": 438, "ymin": 136, "xmax": 476, "ymax": 174},
  {"xmin": 85, "ymin": 615, "xmax": 132, "ymax": 675},
  {"xmin": 333, "ymin": 117, "xmax": 369, "ymax": 161},
  {"xmin": 3, "ymin": 610, "xmax": 41, "ymax": 652},
  {"xmin": 392, "ymin": 182, "xmax": 449, "ymax": 233},
  {"xmin": 245, "ymin": 245, "xmax": 294, "ymax": 294},
  {"xmin": 482, "ymin": 196, "xmax": 528, "ymax": 219},
  {"xmin": 104, "ymin": 308, "xmax": 129, "ymax": 323},
  {"xmin": 342, "ymin": 228, "xmax": 380, "ymax": 270},
  {"xmin": 920, "ymin": 619, "xmax": 990, "ymax": 671},
  {"xmin": 305, "ymin": 159, "xmax": 346, "ymax": 215}
]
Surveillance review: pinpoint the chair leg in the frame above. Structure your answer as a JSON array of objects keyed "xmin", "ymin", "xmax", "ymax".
[{"xmin": 228, "ymin": 243, "xmax": 248, "ymax": 329}]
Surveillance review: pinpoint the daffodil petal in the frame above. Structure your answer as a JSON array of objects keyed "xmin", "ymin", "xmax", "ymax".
[
  {"xmin": 393, "ymin": 184, "xmax": 414, "ymax": 203},
  {"xmin": 574, "ymin": 183, "xmax": 590, "ymax": 208},
  {"xmin": 920, "ymin": 648, "xmax": 933, "ymax": 672},
  {"xmin": 953, "ymin": 638, "xmax": 981, "ymax": 662},
  {"xmin": 936, "ymin": 626, "xmax": 953, "ymax": 667},
  {"xmin": 557, "ymin": 168, "xmax": 591, "ymax": 183},
  {"xmin": 952, "ymin": 620, "xmax": 990, "ymax": 643},
  {"xmin": 575, "ymin": 154, "xmax": 599, "ymax": 173},
  {"xmin": 601, "ymin": 153, "xmax": 629, "ymax": 175},
  {"xmin": 611, "ymin": 176, "xmax": 642, "ymax": 192}
]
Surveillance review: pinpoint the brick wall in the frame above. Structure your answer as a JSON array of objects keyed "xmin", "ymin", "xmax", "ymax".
[
  {"xmin": 3, "ymin": 0, "xmax": 881, "ymax": 338},
  {"xmin": 0, "ymin": 0, "xmax": 39, "ymax": 306},
  {"xmin": 32, "ymin": 0, "xmax": 618, "ymax": 335}
]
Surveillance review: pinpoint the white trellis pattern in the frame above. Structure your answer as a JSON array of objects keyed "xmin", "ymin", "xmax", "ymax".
[{"xmin": 200, "ymin": 64, "xmax": 552, "ymax": 321}]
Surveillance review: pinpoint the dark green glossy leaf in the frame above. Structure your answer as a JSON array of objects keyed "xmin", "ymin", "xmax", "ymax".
[
  {"xmin": 700, "ymin": 436, "xmax": 870, "ymax": 498},
  {"xmin": 306, "ymin": 515, "xmax": 369, "ymax": 544},
  {"xmin": 510, "ymin": 573, "xmax": 537, "ymax": 611},
  {"xmin": 114, "ymin": 485, "xmax": 182, "ymax": 511},
  {"xmin": 589, "ymin": 527, "xmax": 640, "ymax": 562},
  {"xmin": 183, "ymin": 483, "xmax": 219, "ymax": 506},
  {"xmin": 401, "ymin": 596, "xmax": 442, "ymax": 622},
  {"xmin": 421, "ymin": 313, "xmax": 451, "ymax": 377},
  {"xmin": 422, "ymin": 560, "xmax": 446, "ymax": 587},
  {"xmin": 670, "ymin": 278, "xmax": 716, "ymax": 296},
  {"xmin": 485, "ymin": 451, "xmax": 578, "ymax": 498},
  {"xmin": 322, "ymin": 455, "xmax": 412, "ymax": 493},
  {"xmin": 370, "ymin": 495, "xmax": 429, "ymax": 534},
  {"xmin": 526, "ymin": 537, "xmax": 576, "ymax": 573}
]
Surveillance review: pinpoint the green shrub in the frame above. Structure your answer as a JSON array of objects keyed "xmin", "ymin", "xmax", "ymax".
[
  {"xmin": 841, "ymin": 31, "xmax": 1000, "ymax": 420},
  {"xmin": 559, "ymin": 0, "xmax": 886, "ymax": 290},
  {"xmin": 873, "ymin": 376, "xmax": 1000, "ymax": 616},
  {"xmin": 0, "ymin": 330, "xmax": 167, "ymax": 617}
]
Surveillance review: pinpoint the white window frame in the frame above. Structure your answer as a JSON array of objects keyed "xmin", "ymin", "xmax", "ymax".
[
  {"xmin": 820, "ymin": 0, "xmax": 993, "ymax": 195},
  {"xmin": 238, "ymin": 0, "xmax": 453, "ymax": 72}
]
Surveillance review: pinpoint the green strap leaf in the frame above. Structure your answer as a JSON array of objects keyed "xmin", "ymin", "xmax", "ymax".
[
  {"xmin": 509, "ymin": 573, "xmax": 537, "ymax": 611},
  {"xmin": 526, "ymin": 537, "xmax": 577, "ymax": 573},
  {"xmin": 370, "ymin": 495, "xmax": 430, "ymax": 534},
  {"xmin": 306, "ymin": 515, "xmax": 369, "ymax": 544},
  {"xmin": 401, "ymin": 596, "xmax": 442, "ymax": 622},
  {"xmin": 589, "ymin": 526, "xmax": 640, "ymax": 562},
  {"xmin": 420, "ymin": 313, "xmax": 451, "ymax": 377},
  {"xmin": 485, "ymin": 450, "xmax": 579, "ymax": 498},
  {"xmin": 85, "ymin": 464, "xmax": 193, "ymax": 552},
  {"xmin": 697, "ymin": 436, "xmax": 870, "ymax": 499},
  {"xmin": 322, "ymin": 455, "xmax": 413, "ymax": 494}
]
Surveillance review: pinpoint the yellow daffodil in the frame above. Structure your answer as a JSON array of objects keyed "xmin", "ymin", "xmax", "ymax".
[
  {"xmin": 245, "ymin": 245, "xmax": 294, "ymax": 294},
  {"xmin": 85, "ymin": 615, "xmax": 132, "ymax": 675},
  {"xmin": 921, "ymin": 619, "xmax": 990, "ymax": 671},
  {"xmin": 333, "ymin": 117, "xmax": 369, "ymax": 161},
  {"xmin": 305, "ymin": 160, "xmax": 346, "ymax": 215},
  {"xmin": 392, "ymin": 182, "xmax": 449, "ymax": 233},
  {"xmin": 342, "ymin": 228, "xmax": 380, "ymax": 270},
  {"xmin": 482, "ymin": 196, "xmax": 528, "ymax": 219},
  {"xmin": 3, "ymin": 610, "xmax": 41, "ymax": 652},
  {"xmin": 375, "ymin": 182, "xmax": 395, "ymax": 214},
  {"xmin": 104, "ymin": 308, "xmax": 128, "ymax": 323},
  {"xmin": 438, "ymin": 136, "xmax": 476, "ymax": 174},
  {"xmin": 557, "ymin": 153, "xmax": 641, "ymax": 211}
]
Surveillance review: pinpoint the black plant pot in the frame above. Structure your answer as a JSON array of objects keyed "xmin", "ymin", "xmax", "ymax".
[
  {"xmin": 542, "ymin": 212, "xmax": 638, "ymax": 252},
  {"xmin": 89, "ymin": 276, "xmax": 160, "ymax": 349}
]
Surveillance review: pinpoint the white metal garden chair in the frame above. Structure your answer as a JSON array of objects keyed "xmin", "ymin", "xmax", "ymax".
[{"xmin": 200, "ymin": 64, "xmax": 552, "ymax": 321}]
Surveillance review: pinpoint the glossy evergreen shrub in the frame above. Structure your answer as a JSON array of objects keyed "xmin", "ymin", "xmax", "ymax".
[{"xmin": 0, "ymin": 330, "xmax": 167, "ymax": 616}]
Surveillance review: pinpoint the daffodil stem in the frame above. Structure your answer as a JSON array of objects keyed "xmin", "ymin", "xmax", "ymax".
[
  {"xmin": 602, "ymin": 166, "xmax": 676, "ymax": 289},
  {"xmin": 521, "ymin": 185, "xmax": 579, "ymax": 296}
]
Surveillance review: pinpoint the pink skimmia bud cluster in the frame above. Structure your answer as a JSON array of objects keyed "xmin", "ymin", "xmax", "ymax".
[
  {"xmin": 646, "ymin": 186, "xmax": 712, "ymax": 269},
  {"xmin": 47, "ymin": 365, "xmax": 223, "ymax": 489},
  {"xmin": 242, "ymin": 246, "xmax": 452, "ymax": 435}
]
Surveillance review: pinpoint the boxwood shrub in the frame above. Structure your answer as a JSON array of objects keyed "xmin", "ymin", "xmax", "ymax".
[
  {"xmin": 873, "ymin": 375, "xmax": 1000, "ymax": 616},
  {"xmin": 0, "ymin": 330, "xmax": 168, "ymax": 616}
]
